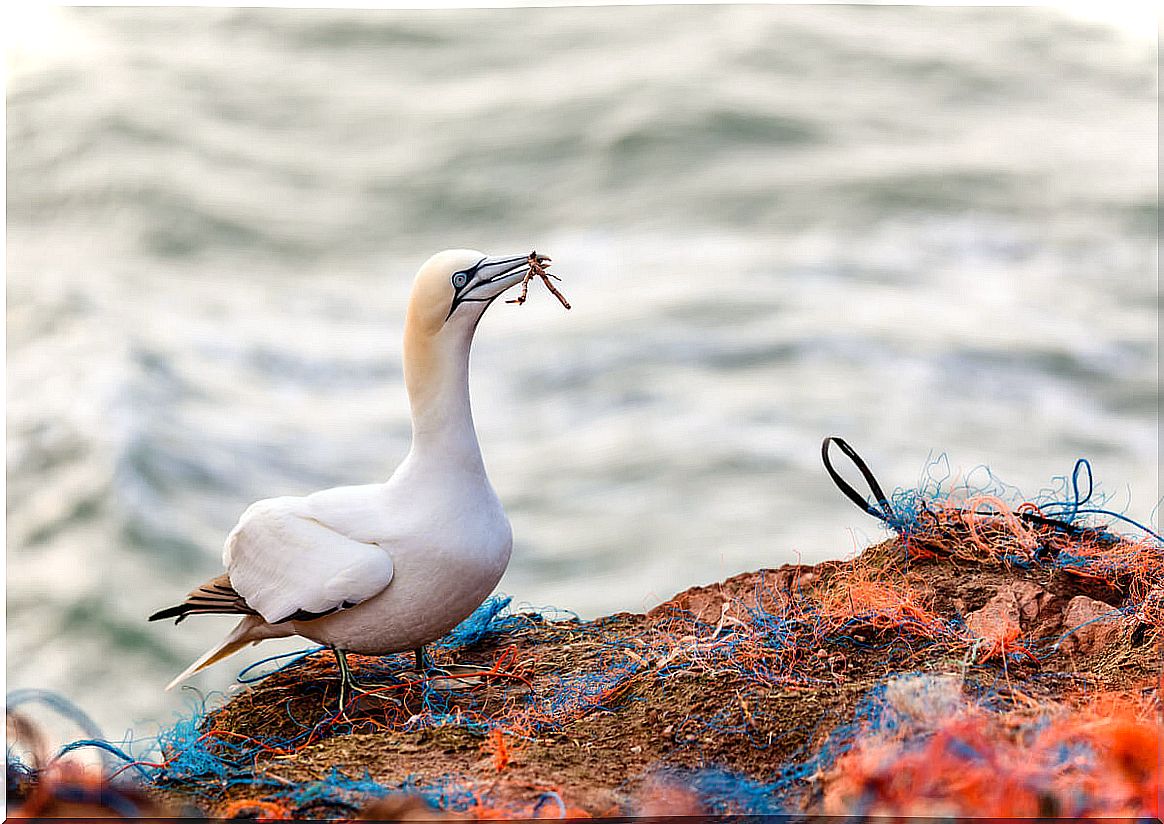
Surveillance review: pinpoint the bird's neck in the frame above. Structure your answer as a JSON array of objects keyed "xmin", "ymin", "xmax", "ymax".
[{"xmin": 402, "ymin": 320, "xmax": 486, "ymax": 474}]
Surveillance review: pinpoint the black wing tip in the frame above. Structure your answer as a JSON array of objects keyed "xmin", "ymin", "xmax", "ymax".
[
  {"xmin": 149, "ymin": 603, "xmax": 258, "ymax": 623},
  {"xmin": 148, "ymin": 605, "xmax": 186, "ymax": 623}
]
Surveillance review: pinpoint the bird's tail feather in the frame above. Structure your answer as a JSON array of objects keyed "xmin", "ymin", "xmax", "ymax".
[{"xmin": 165, "ymin": 616, "xmax": 265, "ymax": 691}]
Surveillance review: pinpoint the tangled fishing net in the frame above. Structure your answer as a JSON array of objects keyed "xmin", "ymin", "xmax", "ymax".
[{"xmin": 7, "ymin": 438, "xmax": 1160, "ymax": 819}]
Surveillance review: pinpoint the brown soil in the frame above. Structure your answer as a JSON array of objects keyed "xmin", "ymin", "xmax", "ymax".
[{"xmin": 144, "ymin": 535, "xmax": 1160, "ymax": 819}]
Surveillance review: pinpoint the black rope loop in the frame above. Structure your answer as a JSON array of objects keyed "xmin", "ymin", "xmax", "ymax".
[
  {"xmin": 821, "ymin": 437, "xmax": 895, "ymax": 525},
  {"xmin": 822, "ymin": 436, "xmax": 1096, "ymax": 544}
]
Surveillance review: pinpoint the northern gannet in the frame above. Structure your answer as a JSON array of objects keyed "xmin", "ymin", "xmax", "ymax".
[{"xmin": 150, "ymin": 250, "xmax": 548, "ymax": 697}]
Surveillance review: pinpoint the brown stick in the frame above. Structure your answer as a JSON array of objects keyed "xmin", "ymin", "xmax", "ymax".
[{"xmin": 507, "ymin": 251, "xmax": 571, "ymax": 310}]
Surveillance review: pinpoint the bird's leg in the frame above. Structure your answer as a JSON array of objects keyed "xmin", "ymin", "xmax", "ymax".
[
  {"xmin": 332, "ymin": 646, "xmax": 358, "ymax": 717},
  {"xmin": 330, "ymin": 646, "xmax": 399, "ymax": 717},
  {"xmin": 412, "ymin": 645, "xmax": 486, "ymax": 680}
]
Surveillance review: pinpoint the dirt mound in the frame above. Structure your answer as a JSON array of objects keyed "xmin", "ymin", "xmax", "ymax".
[
  {"xmin": 9, "ymin": 470, "xmax": 1161, "ymax": 819},
  {"xmin": 131, "ymin": 526, "xmax": 1158, "ymax": 819}
]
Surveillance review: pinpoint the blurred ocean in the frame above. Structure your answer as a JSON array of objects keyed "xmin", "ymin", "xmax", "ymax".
[{"xmin": 6, "ymin": 5, "xmax": 1158, "ymax": 740}]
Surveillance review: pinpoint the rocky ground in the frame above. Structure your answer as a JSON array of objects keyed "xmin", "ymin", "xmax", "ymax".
[{"xmin": 8, "ymin": 524, "xmax": 1161, "ymax": 820}]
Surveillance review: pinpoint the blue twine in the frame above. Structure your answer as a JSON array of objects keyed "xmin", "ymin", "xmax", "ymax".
[
  {"xmin": 1060, "ymin": 509, "xmax": 1163, "ymax": 544},
  {"xmin": 437, "ymin": 595, "xmax": 516, "ymax": 648},
  {"xmin": 283, "ymin": 767, "xmax": 392, "ymax": 807},
  {"xmin": 151, "ymin": 713, "xmax": 234, "ymax": 784},
  {"xmin": 7, "ymin": 689, "xmax": 105, "ymax": 741},
  {"xmin": 400, "ymin": 773, "xmax": 480, "ymax": 813},
  {"xmin": 236, "ymin": 646, "xmax": 324, "ymax": 684},
  {"xmin": 532, "ymin": 791, "xmax": 567, "ymax": 817},
  {"xmin": 1037, "ymin": 459, "xmax": 1094, "ymax": 523},
  {"xmin": 1050, "ymin": 606, "xmax": 1128, "ymax": 652},
  {"xmin": 7, "ymin": 689, "xmax": 112, "ymax": 770},
  {"xmin": 885, "ymin": 455, "xmax": 1162, "ymax": 547},
  {"xmin": 54, "ymin": 740, "xmax": 153, "ymax": 780}
]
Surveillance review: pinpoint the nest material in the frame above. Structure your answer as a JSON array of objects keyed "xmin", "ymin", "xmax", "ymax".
[
  {"xmin": 507, "ymin": 251, "xmax": 571, "ymax": 309},
  {"xmin": 135, "ymin": 514, "xmax": 1160, "ymax": 819},
  {"xmin": 11, "ymin": 475, "xmax": 1160, "ymax": 820}
]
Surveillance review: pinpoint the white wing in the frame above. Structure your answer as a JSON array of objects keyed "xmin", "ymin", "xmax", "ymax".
[{"xmin": 223, "ymin": 495, "xmax": 395, "ymax": 625}]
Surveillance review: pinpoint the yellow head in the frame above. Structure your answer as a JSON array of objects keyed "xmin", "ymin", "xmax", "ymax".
[
  {"xmin": 403, "ymin": 250, "xmax": 535, "ymax": 422},
  {"xmin": 404, "ymin": 249, "xmax": 535, "ymax": 339}
]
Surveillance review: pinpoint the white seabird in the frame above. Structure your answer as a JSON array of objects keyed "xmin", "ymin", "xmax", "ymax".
[{"xmin": 150, "ymin": 250, "xmax": 548, "ymax": 695}]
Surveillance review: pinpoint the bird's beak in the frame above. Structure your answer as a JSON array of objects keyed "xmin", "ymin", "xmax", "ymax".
[
  {"xmin": 448, "ymin": 253, "xmax": 545, "ymax": 317},
  {"xmin": 475, "ymin": 254, "xmax": 532, "ymax": 291}
]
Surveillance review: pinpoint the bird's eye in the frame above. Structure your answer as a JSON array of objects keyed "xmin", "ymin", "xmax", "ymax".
[{"xmin": 452, "ymin": 272, "xmax": 468, "ymax": 289}]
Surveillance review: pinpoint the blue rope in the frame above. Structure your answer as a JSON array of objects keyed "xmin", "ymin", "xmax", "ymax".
[
  {"xmin": 7, "ymin": 689, "xmax": 112, "ymax": 770},
  {"xmin": 1031, "ymin": 458, "xmax": 1164, "ymax": 542},
  {"xmin": 54, "ymin": 740, "xmax": 154, "ymax": 780},
  {"xmin": 7, "ymin": 689, "xmax": 105, "ymax": 741},
  {"xmin": 235, "ymin": 646, "xmax": 324, "ymax": 684},
  {"xmin": 1038, "ymin": 459, "xmax": 1095, "ymax": 523},
  {"xmin": 532, "ymin": 791, "xmax": 567, "ymax": 817},
  {"xmin": 1061, "ymin": 509, "xmax": 1164, "ymax": 545}
]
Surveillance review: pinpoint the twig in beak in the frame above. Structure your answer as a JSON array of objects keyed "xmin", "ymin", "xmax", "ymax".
[{"xmin": 507, "ymin": 251, "xmax": 571, "ymax": 310}]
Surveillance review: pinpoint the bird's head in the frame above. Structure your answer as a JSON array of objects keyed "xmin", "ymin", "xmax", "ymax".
[
  {"xmin": 406, "ymin": 249, "xmax": 538, "ymax": 338},
  {"xmin": 403, "ymin": 250, "xmax": 540, "ymax": 415}
]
